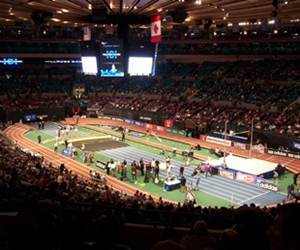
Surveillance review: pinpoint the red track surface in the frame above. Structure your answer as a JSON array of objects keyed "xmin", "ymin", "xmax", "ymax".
[
  {"xmin": 4, "ymin": 123, "xmax": 140, "ymax": 197},
  {"xmin": 65, "ymin": 118, "xmax": 300, "ymax": 174},
  {"xmin": 4, "ymin": 119, "xmax": 299, "ymax": 203}
]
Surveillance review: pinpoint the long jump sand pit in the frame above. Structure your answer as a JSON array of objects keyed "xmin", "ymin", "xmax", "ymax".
[{"xmin": 73, "ymin": 138, "xmax": 128, "ymax": 151}]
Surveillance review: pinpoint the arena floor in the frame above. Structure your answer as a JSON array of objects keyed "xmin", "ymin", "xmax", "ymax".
[
  {"xmin": 73, "ymin": 139, "xmax": 127, "ymax": 151},
  {"xmin": 4, "ymin": 121, "xmax": 290, "ymax": 207},
  {"xmin": 101, "ymin": 146, "xmax": 286, "ymax": 205}
]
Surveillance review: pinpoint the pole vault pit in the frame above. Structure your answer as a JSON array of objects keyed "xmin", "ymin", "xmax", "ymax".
[{"xmin": 73, "ymin": 138, "xmax": 127, "ymax": 152}]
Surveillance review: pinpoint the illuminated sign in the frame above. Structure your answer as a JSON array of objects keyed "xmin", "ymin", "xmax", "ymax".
[
  {"xmin": 236, "ymin": 172, "xmax": 257, "ymax": 184},
  {"xmin": 102, "ymin": 50, "xmax": 121, "ymax": 59},
  {"xmin": 0, "ymin": 58, "xmax": 23, "ymax": 65},
  {"xmin": 259, "ymin": 182, "xmax": 279, "ymax": 192},
  {"xmin": 100, "ymin": 39, "xmax": 124, "ymax": 77},
  {"xmin": 293, "ymin": 142, "xmax": 300, "ymax": 150},
  {"xmin": 44, "ymin": 59, "xmax": 81, "ymax": 64}
]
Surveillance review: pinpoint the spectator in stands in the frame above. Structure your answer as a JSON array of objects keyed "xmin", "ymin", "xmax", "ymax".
[
  {"xmin": 219, "ymin": 229, "xmax": 239, "ymax": 250},
  {"xmin": 268, "ymin": 203, "xmax": 300, "ymax": 250},
  {"xmin": 181, "ymin": 220, "xmax": 217, "ymax": 250},
  {"xmin": 234, "ymin": 207, "xmax": 271, "ymax": 250},
  {"xmin": 152, "ymin": 240, "xmax": 186, "ymax": 250}
]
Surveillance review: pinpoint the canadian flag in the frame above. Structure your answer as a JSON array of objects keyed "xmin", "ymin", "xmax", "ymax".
[{"xmin": 151, "ymin": 15, "xmax": 161, "ymax": 43}]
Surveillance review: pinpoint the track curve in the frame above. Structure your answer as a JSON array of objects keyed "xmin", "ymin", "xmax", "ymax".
[{"xmin": 4, "ymin": 123, "xmax": 143, "ymax": 198}]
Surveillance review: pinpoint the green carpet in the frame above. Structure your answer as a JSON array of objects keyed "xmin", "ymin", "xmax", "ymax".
[
  {"xmin": 25, "ymin": 126, "xmax": 295, "ymax": 206},
  {"xmin": 92, "ymin": 125, "xmax": 218, "ymax": 159},
  {"xmin": 127, "ymin": 140, "xmax": 203, "ymax": 165},
  {"xmin": 270, "ymin": 171, "xmax": 294, "ymax": 193},
  {"xmin": 23, "ymin": 128, "xmax": 238, "ymax": 207}
]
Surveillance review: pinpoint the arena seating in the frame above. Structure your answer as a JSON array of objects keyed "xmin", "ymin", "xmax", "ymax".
[
  {"xmin": 1, "ymin": 5, "xmax": 300, "ymax": 250},
  {"xmin": 1, "ymin": 59, "xmax": 300, "ymax": 137},
  {"xmin": 0, "ymin": 132, "xmax": 299, "ymax": 250}
]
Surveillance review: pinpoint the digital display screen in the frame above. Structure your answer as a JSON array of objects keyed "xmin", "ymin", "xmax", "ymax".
[
  {"xmin": 24, "ymin": 114, "xmax": 37, "ymax": 122},
  {"xmin": 81, "ymin": 56, "xmax": 98, "ymax": 75},
  {"xmin": 0, "ymin": 58, "xmax": 23, "ymax": 66},
  {"xmin": 128, "ymin": 57, "xmax": 153, "ymax": 76},
  {"xmin": 293, "ymin": 142, "xmax": 300, "ymax": 150},
  {"xmin": 99, "ymin": 40, "xmax": 124, "ymax": 77}
]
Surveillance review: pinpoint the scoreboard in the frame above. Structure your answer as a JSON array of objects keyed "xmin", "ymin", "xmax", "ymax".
[{"xmin": 99, "ymin": 39, "xmax": 125, "ymax": 77}]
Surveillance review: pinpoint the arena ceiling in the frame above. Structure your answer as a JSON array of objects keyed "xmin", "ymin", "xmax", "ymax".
[{"xmin": 0, "ymin": 0, "xmax": 300, "ymax": 27}]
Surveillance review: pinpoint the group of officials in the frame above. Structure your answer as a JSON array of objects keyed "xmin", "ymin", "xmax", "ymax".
[{"xmin": 40, "ymin": 124, "xmax": 198, "ymax": 204}]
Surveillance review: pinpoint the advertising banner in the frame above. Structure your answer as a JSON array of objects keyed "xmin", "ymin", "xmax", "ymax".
[
  {"xmin": 236, "ymin": 172, "xmax": 256, "ymax": 184},
  {"xmin": 167, "ymin": 128, "xmax": 187, "ymax": 136},
  {"xmin": 206, "ymin": 136, "xmax": 232, "ymax": 146},
  {"xmin": 145, "ymin": 123, "xmax": 153, "ymax": 130},
  {"xmin": 219, "ymin": 169, "xmax": 235, "ymax": 180},
  {"xmin": 268, "ymin": 149, "xmax": 300, "ymax": 159},
  {"xmin": 258, "ymin": 181, "xmax": 279, "ymax": 192},
  {"xmin": 234, "ymin": 142, "xmax": 247, "ymax": 150},
  {"xmin": 199, "ymin": 135, "xmax": 207, "ymax": 141},
  {"xmin": 134, "ymin": 121, "xmax": 144, "ymax": 127},
  {"xmin": 156, "ymin": 125, "xmax": 166, "ymax": 133},
  {"xmin": 164, "ymin": 119, "xmax": 173, "ymax": 128}
]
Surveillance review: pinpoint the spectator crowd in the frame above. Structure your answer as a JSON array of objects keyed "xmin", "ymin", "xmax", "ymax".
[{"xmin": 0, "ymin": 129, "xmax": 299, "ymax": 250}]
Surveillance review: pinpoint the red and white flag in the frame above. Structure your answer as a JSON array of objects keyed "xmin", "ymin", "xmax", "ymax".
[{"xmin": 151, "ymin": 15, "xmax": 161, "ymax": 43}]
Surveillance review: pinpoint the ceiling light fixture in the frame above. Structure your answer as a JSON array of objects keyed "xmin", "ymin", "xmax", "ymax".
[
  {"xmin": 268, "ymin": 19, "xmax": 275, "ymax": 24},
  {"xmin": 51, "ymin": 18, "xmax": 61, "ymax": 22},
  {"xmin": 290, "ymin": 19, "xmax": 300, "ymax": 23}
]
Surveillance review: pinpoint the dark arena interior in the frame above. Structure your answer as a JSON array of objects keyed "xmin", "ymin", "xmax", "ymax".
[{"xmin": 1, "ymin": 0, "xmax": 300, "ymax": 250}]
